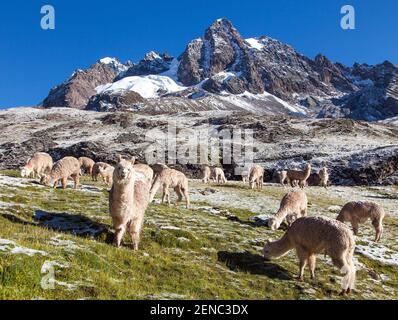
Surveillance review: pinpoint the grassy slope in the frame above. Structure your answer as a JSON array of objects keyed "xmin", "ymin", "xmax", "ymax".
[{"xmin": 0, "ymin": 171, "xmax": 397, "ymax": 300}]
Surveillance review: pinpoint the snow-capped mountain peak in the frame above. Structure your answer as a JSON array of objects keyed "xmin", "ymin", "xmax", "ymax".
[{"xmin": 42, "ymin": 18, "xmax": 398, "ymax": 122}]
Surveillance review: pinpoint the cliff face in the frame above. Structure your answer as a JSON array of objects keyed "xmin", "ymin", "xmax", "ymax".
[{"xmin": 42, "ymin": 59, "xmax": 129, "ymax": 109}]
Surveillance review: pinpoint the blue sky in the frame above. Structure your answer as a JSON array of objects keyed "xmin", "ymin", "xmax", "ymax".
[{"xmin": 0, "ymin": 0, "xmax": 397, "ymax": 108}]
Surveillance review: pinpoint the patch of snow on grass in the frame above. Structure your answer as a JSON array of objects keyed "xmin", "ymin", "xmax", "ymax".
[
  {"xmin": 356, "ymin": 242, "xmax": 398, "ymax": 266},
  {"xmin": 0, "ymin": 238, "xmax": 47, "ymax": 256}
]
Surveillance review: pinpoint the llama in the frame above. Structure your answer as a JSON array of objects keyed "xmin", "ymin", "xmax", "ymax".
[
  {"xmin": 99, "ymin": 166, "xmax": 115, "ymax": 186},
  {"xmin": 249, "ymin": 165, "xmax": 264, "ymax": 189},
  {"xmin": 337, "ymin": 201, "xmax": 385, "ymax": 242},
  {"xmin": 20, "ymin": 152, "xmax": 53, "ymax": 179},
  {"xmin": 41, "ymin": 156, "xmax": 81, "ymax": 189},
  {"xmin": 151, "ymin": 163, "xmax": 168, "ymax": 181},
  {"xmin": 318, "ymin": 166, "xmax": 329, "ymax": 189},
  {"xmin": 268, "ymin": 190, "xmax": 308, "ymax": 230},
  {"xmin": 78, "ymin": 157, "xmax": 95, "ymax": 176},
  {"xmin": 92, "ymin": 162, "xmax": 113, "ymax": 181},
  {"xmin": 149, "ymin": 168, "xmax": 190, "ymax": 209},
  {"xmin": 286, "ymin": 164, "xmax": 312, "ymax": 189},
  {"xmin": 109, "ymin": 156, "xmax": 150, "ymax": 250},
  {"xmin": 264, "ymin": 216, "xmax": 356, "ymax": 295},
  {"xmin": 277, "ymin": 170, "xmax": 288, "ymax": 187},
  {"xmin": 212, "ymin": 167, "xmax": 227, "ymax": 184},
  {"xmin": 202, "ymin": 165, "xmax": 212, "ymax": 184}
]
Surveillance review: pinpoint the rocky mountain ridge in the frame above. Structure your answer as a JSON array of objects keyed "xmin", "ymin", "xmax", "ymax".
[
  {"xmin": 1, "ymin": 107, "xmax": 398, "ymax": 186},
  {"xmin": 41, "ymin": 18, "xmax": 398, "ymax": 121}
]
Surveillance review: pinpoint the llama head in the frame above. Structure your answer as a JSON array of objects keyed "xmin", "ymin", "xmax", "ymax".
[
  {"xmin": 263, "ymin": 238, "xmax": 277, "ymax": 260},
  {"xmin": 114, "ymin": 156, "xmax": 143, "ymax": 185},
  {"xmin": 40, "ymin": 174, "xmax": 52, "ymax": 186},
  {"xmin": 114, "ymin": 157, "xmax": 135, "ymax": 183},
  {"xmin": 268, "ymin": 218, "xmax": 281, "ymax": 231},
  {"xmin": 20, "ymin": 166, "xmax": 32, "ymax": 178}
]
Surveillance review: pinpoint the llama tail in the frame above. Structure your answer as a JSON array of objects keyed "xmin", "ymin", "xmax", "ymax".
[{"xmin": 340, "ymin": 240, "xmax": 356, "ymax": 291}]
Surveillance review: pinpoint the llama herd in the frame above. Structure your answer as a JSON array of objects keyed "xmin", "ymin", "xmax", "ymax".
[{"xmin": 17, "ymin": 152, "xmax": 388, "ymax": 296}]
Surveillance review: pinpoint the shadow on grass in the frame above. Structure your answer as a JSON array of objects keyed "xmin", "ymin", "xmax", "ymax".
[
  {"xmin": 32, "ymin": 210, "xmax": 113, "ymax": 242},
  {"xmin": 217, "ymin": 251, "xmax": 292, "ymax": 280},
  {"xmin": 1, "ymin": 213, "xmax": 37, "ymax": 226}
]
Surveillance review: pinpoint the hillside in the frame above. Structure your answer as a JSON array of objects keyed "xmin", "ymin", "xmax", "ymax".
[{"xmin": 1, "ymin": 172, "xmax": 397, "ymax": 299}]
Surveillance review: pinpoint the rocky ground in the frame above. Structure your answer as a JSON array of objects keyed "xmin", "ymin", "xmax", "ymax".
[
  {"xmin": 0, "ymin": 106, "xmax": 397, "ymax": 300},
  {"xmin": 0, "ymin": 171, "xmax": 397, "ymax": 300},
  {"xmin": 1, "ymin": 107, "xmax": 398, "ymax": 185}
]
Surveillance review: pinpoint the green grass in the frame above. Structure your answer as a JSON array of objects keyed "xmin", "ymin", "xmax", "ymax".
[{"xmin": 0, "ymin": 171, "xmax": 397, "ymax": 300}]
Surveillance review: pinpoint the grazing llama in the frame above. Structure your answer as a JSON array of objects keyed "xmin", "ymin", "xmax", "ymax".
[
  {"xmin": 78, "ymin": 157, "xmax": 95, "ymax": 176},
  {"xmin": 249, "ymin": 165, "xmax": 264, "ymax": 189},
  {"xmin": 149, "ymin": 168, "xmax": 190, "ymax": 209},
  {"xmin": 337, "ymin": 201, "xmax": 385, "ymax": 242},
  {"xmin": 268, "ymin": 190, "xmax": 308, "ymax": 230},
  {"xmin": 20, "ymin": 152, "xmax": 53, "ymax": 179},
  {"xmin": 41, "ymin": 156, "xmax": 81, "ymax": 189},
  {"xmin": 92, "ymin": 162, "xmax": 113, "ymax": 181},
  {"xmin": 264, "ymin": 216, "xmax": 356, "ymax": 295},
  {"xmin": 202, "ymin": 165, "xmax": 212, "ymax": 184},
  {"xmin": 212, "ymin": 167, "xmax": 227, "ymax": 184}
]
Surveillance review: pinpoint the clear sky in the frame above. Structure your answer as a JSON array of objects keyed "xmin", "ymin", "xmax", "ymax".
[{"xmin": 0, "ymin": 0, "xmax": 397, "ymax": 108}]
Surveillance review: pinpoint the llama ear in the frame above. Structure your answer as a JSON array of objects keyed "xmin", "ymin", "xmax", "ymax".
[
  {"xmin": 130, "ymin": 156, "xmax": 136, "ymax": 165},
  {"xmin": 117, "ymin": 154, "xmax": 123, "ymax": 163}
]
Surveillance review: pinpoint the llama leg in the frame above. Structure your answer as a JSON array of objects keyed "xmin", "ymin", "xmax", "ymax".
[
  {"xmin": 174, "ymin": 187, "xmax": 183, "ymax": 207},
  {"xmin": 61, "ymin": 177, "xmax": 68, "ymax": 189},
  {"xmin": 180, "ymin": 187, "xmax": 190, "ymax": 209},
  {"xmin": 73, "ymin": 174, "xmax": 80, "ymax": 189},
  {"xmin": 129, "ymin": 217, "xmax": 144, "ymax": 251},
  {"xmin": 298, "ymin": 258, "xmax": 308, "ymax": 281},
  {"xmin": 308, "ymin": 255, "xmax": 316, "ymax": 279},
  {"xmin": 296, "ymin": 247, "xmax": 308, "ymax": 281},
  {"xmin": 53, "ymin": 179, "xmax": 59, "ymax": 189},
  {"xmin": 161, "ymin": 185, "xmax": 168, "ymax": 204},
  {"xmin": 114, "ymin": 224, "xmax": 126, "ymax": 248},
  {"xmin": 351, "ymin": 221, "xmax": 359, "ymax": 236},
  {"xmin": 163, "ymin": 187, "xmax": 171, "ymax": 206},
  {"xmin": 372, "ymin": 219, "xmax": 383, "ymax": 242}
]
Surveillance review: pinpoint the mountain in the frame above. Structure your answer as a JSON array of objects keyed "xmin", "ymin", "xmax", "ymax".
[
  {"xmin": 42, "ymin": 18, "xmax": 398, "ymax": 121},
  {"xmin": 42, "ymin": 58, "xmax": 131, "ymax": 109}
]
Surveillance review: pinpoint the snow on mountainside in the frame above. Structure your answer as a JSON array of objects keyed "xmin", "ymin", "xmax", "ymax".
[
  {"xmin": 96, "ymin": 75, "xmax": 187, "ymax": 99},
  {"xmin": 41, "ymin": 18, "xmax": 398, "ymax": 122},
  {"xmin": 99, "ymin": 57, "xmax": 130, "ymax": 74}
]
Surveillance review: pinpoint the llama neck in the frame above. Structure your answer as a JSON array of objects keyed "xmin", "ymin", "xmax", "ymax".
[
  {"xmin": 274, "ymin": 208, "xmax": 289, "ymax": 221},
  {"xmin": 50, "ymin": 169, "xmax": 62, "ymax": 181},
  {"xmin": 113, "ymin": 179, "xmax": 135, "ymax": 198},
  {"xmin": 271, "ymin": 235, "xmax": 294, "ymax": 257},
  {"xmin": 304, "ymin": 167, "xmax": 311, "ymax": 179}
]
